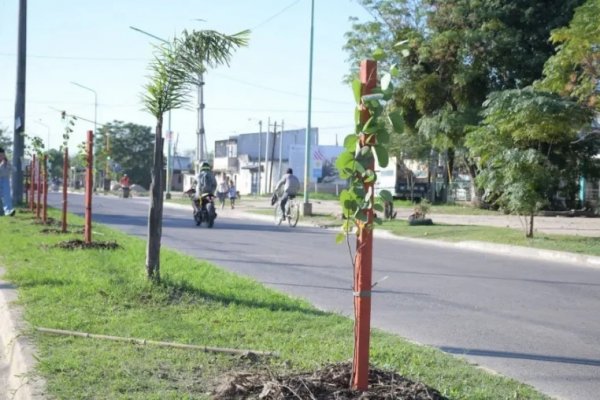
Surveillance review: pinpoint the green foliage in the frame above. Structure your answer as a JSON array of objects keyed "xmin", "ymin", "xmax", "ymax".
[
  {"xmin": 337, "ymin": 71, "xmax": 400, "ymax": 240},
  {"xmin": 47, "ymin": 149, "xmax": 64, "ymax": 179},
  {"xmin": 60, "ymin": 111, "xmax": 77, "ymax": 150},
  {"xmin": 538, "ymin": 0, "xmax": 600, "ymax": 107},
  {"xmin": 142, "ymin": 42, "xmax": 190, "ymax": 119},
  {"xmin": 467, "ymin": 88, "xmax": 595, "ymax": 234},
  {"xmin": 176, "ymin": 29, "xmax": 250, "ymax": 84},
  {"xmin": 0, "ymin": 124, "xmax": 12, "ymax": 152},
  {"xmin": 97, "ymin": 121, "xmax": 154, "ymax": 189},
  {"xmin": 346, "ymin": 0, "xmax": 585, "ymax": 186},
  {"xmin": 477, "ymin": 149, "xmax": 552, "ymax": 214}
]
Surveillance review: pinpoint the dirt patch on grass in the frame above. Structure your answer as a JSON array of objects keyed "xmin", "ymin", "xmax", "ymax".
[
  {"xmin": 213, "ymin": 362, "xmax": 447, "ymax": 399},
  {"xmin": 55, "ymin": 239, "xmax": 121, "ymax": 250}
]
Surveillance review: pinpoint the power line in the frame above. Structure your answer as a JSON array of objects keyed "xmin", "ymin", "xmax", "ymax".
[
  {"xmin": 251, "ymin": 0, "xmax": 302, "ymax": 30},
  {"xmin": 0, "ymin": 52, "xmax": 146, "ymax": 62},
  {"xmin": 211, "ymin": 72, "xmax": 353, "ymax": 105}
]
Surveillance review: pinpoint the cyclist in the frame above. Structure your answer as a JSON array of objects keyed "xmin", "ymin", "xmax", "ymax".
[
  {"xmin": 193, "ymin": 162, "xmax": 217, "ymax": 213},
  {"xmin": 273, "ymin": 168, "xmax": 300, "ymax": 221}
]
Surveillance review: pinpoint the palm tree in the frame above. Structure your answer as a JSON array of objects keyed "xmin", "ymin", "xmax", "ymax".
[
  {"xmin": 142, "ymin": 42, "xmax": 189, "ymax": 281},
  {"xmin": 177, "ymin": 29, "xmax": 250, "ymax": 166},
  {"xmin": 142, "ymin": 29, "xmax": 249, "ymax": 281}
]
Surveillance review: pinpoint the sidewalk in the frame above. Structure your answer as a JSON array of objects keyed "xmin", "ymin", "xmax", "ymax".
[
  {"xmin": 209, "ymin": 196, "xmax": 600, "ymax": 269},
  {"xmin": 217, "ymin": 196, "xmax": 600, "ymax": 237}
]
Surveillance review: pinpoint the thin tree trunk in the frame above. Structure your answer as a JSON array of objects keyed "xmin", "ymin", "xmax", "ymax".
[
  {"xmin": 61, "ymin": 148, "xmax": 69, "ymax": 233},
  {"xmin": 527, "ymin": 214, "xmax": 534, "ymax": 238},
  {"xmin": 146, "ymin": 118, "xmax": 165, "ymax": 281}
]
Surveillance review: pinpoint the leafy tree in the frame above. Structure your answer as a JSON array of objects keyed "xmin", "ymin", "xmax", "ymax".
[
  {"xmin": 0, "ymin": 125, "xmax": 13, "ymax": 155},
  {"xmin": 142, "ymin": 29, "xmax": 249, "ymax": 282},
  {"xmin": 345, "ymin": 0, "xmax": 584, "ymax": 203},
  {"xmin": 47, "ymin": 149, "xmax": 64, "ymax": 179},
  {"xmin": 477, "ymin": 149, "xmax": 553, "ymax": 237},
  {"xmin": 97, "ymin": 121, "xmax": 154, "ymax": 189},
  {"xmin": 538, "ymin": 0, "xmax": 600, "ymax": 108},
  {"xmin": 467, "ymin": 88, "xmax": 594, "ymax": 236}
]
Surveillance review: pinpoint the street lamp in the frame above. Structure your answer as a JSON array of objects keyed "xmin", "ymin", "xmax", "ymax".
[
  {"xmin": 303, "ymin": 0, "xmax": 315, "ymax": 216},
  {"xmin": 71, "ymin": 81, "xmax": 98, "ymax": 189},
  {"xmin": 129, "ymin": 25, "xmax": 174, "ymax": 199}
]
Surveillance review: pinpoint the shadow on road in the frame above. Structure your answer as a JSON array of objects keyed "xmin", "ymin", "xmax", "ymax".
[{"xmin": 439, "ymin": 346, "xmax": 600, "ymax": 367}]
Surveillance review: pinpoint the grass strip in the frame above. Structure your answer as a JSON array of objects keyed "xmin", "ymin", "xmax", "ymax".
[{"xmin": 0, "ymin": 208, "xmax": 549, "ymax": 399}]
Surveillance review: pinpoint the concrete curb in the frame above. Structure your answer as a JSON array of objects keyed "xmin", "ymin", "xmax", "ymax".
[
  {"xmin": 164, "ymin": 200, "xmax": 600, "ymax": 269},
  {"xmin": 372, "ymin": 230, "xmax": 600, "ymax": 269},
  {"xmin": 0, "ymin": 269, "xmax": 45, "ymax": 400}
]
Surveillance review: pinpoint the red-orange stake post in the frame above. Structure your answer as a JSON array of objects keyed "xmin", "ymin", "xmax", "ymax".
[
  {"xmin": 61, "ymin": 147, "xmax": 69, "ymax": 233},
  {"xmin": 352, "ymin": 59, "xmax": 377, "ymax": 391},
  {"xmin": 42, "ymin": 154, "xmax": 48, "ymax": 223},
  {"xmin": 29, "ymin": 155, "xmax": 35, "ymax": 212},
  {"xmin": 84, "ymin": 130, "xmax": 93, "ymax": 244}
]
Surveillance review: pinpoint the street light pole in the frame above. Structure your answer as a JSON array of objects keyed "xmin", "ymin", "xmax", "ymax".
[
  {"xmin": 129, "ymin": 26, "xmax": 173, "ymax": 198},
  {"xmin": 71, "ymin": 81, "xmax": 98, "ymax": 189},
  {"xmin": 303, "ymin": 0, "xmax": 315, "ymax": 216}
]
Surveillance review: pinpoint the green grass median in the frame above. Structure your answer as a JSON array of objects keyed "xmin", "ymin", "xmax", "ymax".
[{"xmin": 0, "ymin": 208, "xmax": 549, "ymax": 399}]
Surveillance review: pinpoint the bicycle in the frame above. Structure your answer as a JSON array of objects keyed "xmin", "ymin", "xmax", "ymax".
[{"xmin": 273, "ymin": 194, "xmax": 300, "ymax": 227}]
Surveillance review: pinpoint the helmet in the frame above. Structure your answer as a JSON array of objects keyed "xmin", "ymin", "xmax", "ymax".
[{"xmin": 201, "ymin": 162, "xmax": 211, "ymax": 171}]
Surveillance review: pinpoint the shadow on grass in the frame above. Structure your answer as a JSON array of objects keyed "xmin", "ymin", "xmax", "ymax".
[{"xmin": 158, "ymin": 276, "xmax": 327, "ymax": 317}]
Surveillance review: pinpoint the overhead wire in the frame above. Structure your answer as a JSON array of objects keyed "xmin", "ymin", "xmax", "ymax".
[{"xmin": 251, "ymin": 0, "xmax": 302, "ymax": 31}]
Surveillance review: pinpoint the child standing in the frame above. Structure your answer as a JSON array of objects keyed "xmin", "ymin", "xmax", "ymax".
[{"xmin": 228, "ymin": 179, "xmax": 237, "ymax": 209}]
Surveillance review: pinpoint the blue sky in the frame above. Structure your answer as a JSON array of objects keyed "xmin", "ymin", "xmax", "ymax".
[{"xmin": 0, "ymin": 0, "xmax": 372, "ymax": 154}]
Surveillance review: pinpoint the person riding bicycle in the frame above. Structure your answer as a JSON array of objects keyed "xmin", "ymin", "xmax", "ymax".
[
  {"xmin": 273, "ymin": 168, "xmax": 300, "ymax": 221},
  {"xmin": 192, "ymin": 162, "xmax": 217, "ymax": 214}
]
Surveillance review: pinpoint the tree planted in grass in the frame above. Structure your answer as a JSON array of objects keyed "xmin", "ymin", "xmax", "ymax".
[
  {"xmin": 467, "ymin": 89, "xmax": 593, "ymax": 237},
  {"xmin": 336, "ymin": 59, "xmax": 403, "ymax": 390},
  {"xmin": 142, "ymin": 29, "xmax": 249, "ymax": 282}
]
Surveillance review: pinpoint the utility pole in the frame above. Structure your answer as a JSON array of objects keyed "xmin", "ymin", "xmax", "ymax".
[
  {"xmin": 196, "ymin": 72, "xmax": 206, "ymax": 171},
  {"xmin": 269, "ymin": 121, "xmax": 278, "ymax": 192},
  {"xmin": 257, "ymin": 120, "xmax": 262, "ymax": 196},
  {"xmin": 278, "ymin": 119, "xmax": 284, "ymax": 179},
  {"xmin": 264, "ymin": 117, "xmax": 270, "ymax": 193},
  {"xmin": 303, "ymin": 0, "xmax": 315, "ymax": 216},
  {"xmin": 12, "ymin": 0, "xmax": 27, "ymax": 205}
]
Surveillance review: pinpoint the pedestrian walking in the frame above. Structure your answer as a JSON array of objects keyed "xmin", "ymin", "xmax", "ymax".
[
  {"xmin": 217, "ymin": 178, "xmax": 229, "ymax": 209},
  {"xmin": 0, "ymin": 147, "xmax": 15, "ymax": 216}
]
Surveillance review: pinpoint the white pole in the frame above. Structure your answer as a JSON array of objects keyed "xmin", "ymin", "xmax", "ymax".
[{"xmin": 257, "ymin": 120, "xmax": 262, "ymax": 196}]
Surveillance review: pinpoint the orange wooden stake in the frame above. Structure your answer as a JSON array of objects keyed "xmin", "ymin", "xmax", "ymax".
[{"xmin": 352, "ymin": 59, "xmax": 377, "ymax": 391}]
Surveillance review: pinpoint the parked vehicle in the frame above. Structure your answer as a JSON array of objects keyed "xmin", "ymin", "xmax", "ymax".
[{"xmin": 375, "ymin": 156, "xmax": 430, "ymax": 202}]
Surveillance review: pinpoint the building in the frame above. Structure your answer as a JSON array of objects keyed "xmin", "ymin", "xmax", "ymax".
[{"xmin": 213, "ymin": 128, "xmax": 319, "ymax": 195}]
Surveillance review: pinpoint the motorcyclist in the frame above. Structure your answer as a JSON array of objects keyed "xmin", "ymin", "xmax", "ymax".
[
  {"xmin": 273, "ymin": 168, "xmax": 300, "ymax": 221},
  {"xmin": 193, "ymin": 162, "xmax": 217, "ymax": 214}
]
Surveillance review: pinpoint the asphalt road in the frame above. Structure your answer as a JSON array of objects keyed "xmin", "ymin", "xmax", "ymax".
[{"xmin": 49, "ymin": 193, "xmax": 600, "ymax": 400}]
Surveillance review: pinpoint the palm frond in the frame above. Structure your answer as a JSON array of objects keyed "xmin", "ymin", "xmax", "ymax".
[
  {"xmin": 141, "ymin": 42, "xmax": 191, "ymax": 118},
  {"xmin": 175, "ymin": 29, "xmax": 250, "ymax": 84}
]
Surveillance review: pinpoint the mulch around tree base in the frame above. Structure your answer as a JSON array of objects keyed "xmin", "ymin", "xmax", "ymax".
[
  {"xmin": 54, "ymin": 239, "xmax": 121, "ymax": 250},
  {"xmin": 213, "ymin": 362, "xmax": 448, "ymax": 400}
]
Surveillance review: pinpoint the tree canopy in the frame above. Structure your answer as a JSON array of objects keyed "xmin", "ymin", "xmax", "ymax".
[{"xmin": 97, "ymin": 121, "xmax": 155, "ymax": 189}]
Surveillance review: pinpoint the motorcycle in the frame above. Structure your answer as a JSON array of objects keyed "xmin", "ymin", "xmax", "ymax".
[{"xmin": 186, "ymin": 189, "xmax": 217, "ymax": 228}]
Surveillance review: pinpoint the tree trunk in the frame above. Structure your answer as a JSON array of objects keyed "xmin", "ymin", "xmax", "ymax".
[
  {"xmin": 527, "ymin": 214, "xmax": 534, "ymax": 238},
  {"xmin": 466, "ymin": 158, "xmax": 482, "ymax": 207},
  {"xmin": 146, "ymin": 118, "xmax": 165, "ymax": 281}
]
